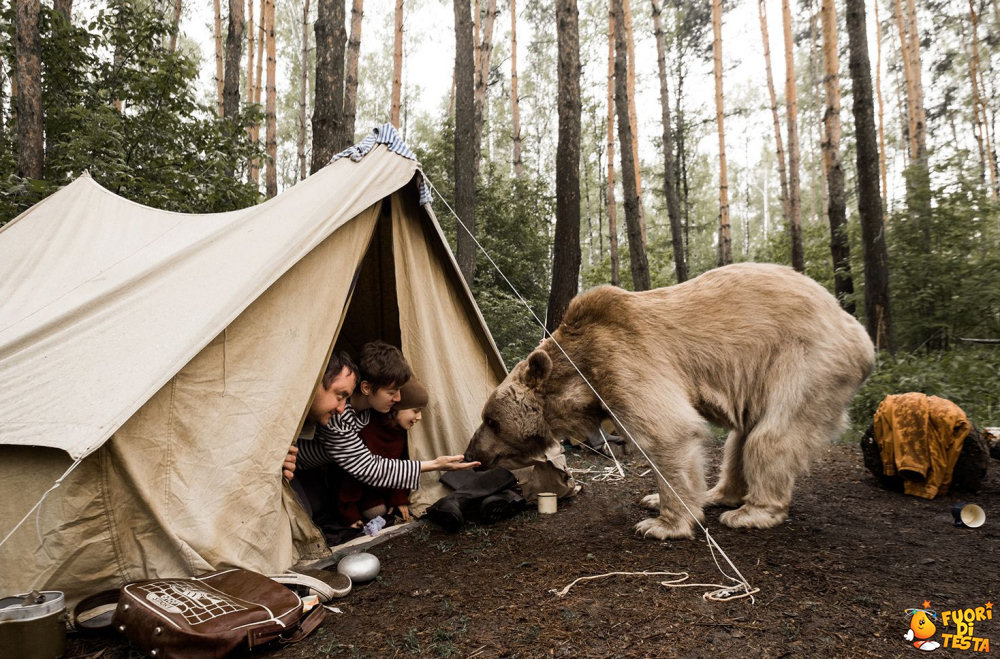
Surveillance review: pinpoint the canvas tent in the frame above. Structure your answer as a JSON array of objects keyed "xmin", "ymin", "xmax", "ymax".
[{"xmin": 0, "ymin": 128, "xmax": 507, "ymax": 605}]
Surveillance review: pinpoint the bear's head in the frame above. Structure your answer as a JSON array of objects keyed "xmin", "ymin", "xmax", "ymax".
[{"xmin": 465, "ymin": 346, "xmax": 604, "ymax": 469}]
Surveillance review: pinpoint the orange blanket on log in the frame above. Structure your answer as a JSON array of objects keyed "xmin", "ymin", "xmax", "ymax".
[{"xmin": 873, "ymin": 393, "xmax": 971, "ymax": 499}]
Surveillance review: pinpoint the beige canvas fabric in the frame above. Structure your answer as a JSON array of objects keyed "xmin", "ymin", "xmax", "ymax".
[{"xmin": 0, "ymin": 144, "xmax": 506, "ymax": 605}]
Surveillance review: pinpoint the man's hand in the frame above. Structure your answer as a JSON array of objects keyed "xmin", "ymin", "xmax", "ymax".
[
  {"xmin": 283, "ymin": 445, "xmax": 298, "ymax": 480},
  {"xmin": 420, "ymin": 454, "xmax": 481, "ymax": 472}
]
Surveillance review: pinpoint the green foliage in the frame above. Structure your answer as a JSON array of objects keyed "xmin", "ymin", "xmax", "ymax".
[
  {"xmin": 849, "ymin": 345, "xmax": 1000, "ymax": 436},
  {"xmin": 0, "ymin": 1, "xmax": 261, "ymax": 224}
]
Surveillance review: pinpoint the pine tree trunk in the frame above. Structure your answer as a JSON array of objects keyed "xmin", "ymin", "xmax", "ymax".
[
  {"xmin": 299, "ymin": 0, "xmax": 311, "ymax": 181},
  {"xmin": 246, "ymin": 0, "xmax": 255, "ymax": 105},
  {"xmin": 214, "ymin": 0, "xmax": 224, "ymax": 116},
  {"xmin": 311, "ymin": 0, "xmax": 346, "ymax": 173},
  {"xmin": 265, "ymin": 0, "xmax": 277, "ymax": 196},
  {"xmin": 968, "ymin": 0, "xmax": 998, "ymax": 198},
  {"xmin": 475, "ymin": 0, "xmax": 497, "ymax": 152},
  {"xmin": 873, "ymin": 0, "xmax": 888, "ymax": 214},
  {"xmin": 845, "ymin": 0, "xmax": 893, "ymax": 352},
  {"xmin": 223, "ymin": 0, "xmax": 244, "ymax": 120},
  {"xmin": 510, "ymin": 0, "xmax": 523, "ymax": 178},
  {"xmin": 343, "ymin": 0, "xmax": 364, "ymax": 147},
  {"xmin": 547, "ymin": 0, "xmax": 582, "ymax": 332},
  {"xmin": 820, "ymin": 0, "xmax": 854, "ymax": 314},
  {"xmin": 712, "ymin": 0, "xmax": 731, "ymax": 267},
  {"xmin": 250, "ymin": 0, "xmax": 265, "ymax": 186},
  {"xmin": 606, "ymin": 3, "xmax": 620, "ymax": 287},
  {"xmin": 169, "ymin": 0, "xmax": 182, "ymax": 52},
  {"xmin": 623, "ymin": 0, "xmax": 645, "ymax": 246},
  {"xmin": 613, "ymin": 0, "xmax": 650, "ymax": 290},
  {"xmin": 652, "ymin": 0, "xmax": 686, "ymax": 283},
  {"xmin": 15, "ymin": 0, "xmax": 43, "ymax": 180},
  {"xmin": 391, "ymin": 0, "xmax": 403, "ymax": 127},
  {"xmin": 454, "ymin": 0, "xmax": 479, "ymax": 287},
  {"xmin": 758, "ymin": 0, "xmax": 791, "ymax": 233},
  {"xmin": 782, "ymin": 0, "xmax": 804, "ymax": 272}
]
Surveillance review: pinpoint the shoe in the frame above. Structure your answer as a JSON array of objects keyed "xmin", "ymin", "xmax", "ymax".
[
  {"xmin": 425, "ymin": 497, "xmax": 464, "ymax": 532},
  {"xmin": 479, "ymin": 489, "xmax": 526, "ymax": 523},
  {"xmin": 270, "ymin": 569, "xmax": 352, "ymax": 601}
]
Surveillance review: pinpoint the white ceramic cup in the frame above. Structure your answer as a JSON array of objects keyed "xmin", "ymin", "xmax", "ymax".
[{"xmin": 537, "ymin": 492, "xmax": 557, "ymax": 514}]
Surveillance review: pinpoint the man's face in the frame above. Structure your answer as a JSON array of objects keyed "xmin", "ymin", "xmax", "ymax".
[
  {"xmin": 308, "ymin": 367, "xmax": 357, "ymax": 426},
  {"xmin": 364, "ymin": 381, "xmax": 402, "ymax": 414}
]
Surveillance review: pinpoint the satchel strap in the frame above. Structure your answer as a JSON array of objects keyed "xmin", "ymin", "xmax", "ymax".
[
  {"xmin": 73, "ymin": 589, "xmax": 121, "ymax": 630},
  {"xmin": 279, "ymin": 603, "xmax": 326, "ymax": 645}
]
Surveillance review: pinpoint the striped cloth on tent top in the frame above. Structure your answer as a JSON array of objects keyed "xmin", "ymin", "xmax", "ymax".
[{"xmin": 332, "ymin": 123, "xmax": 432, "ymax": 205}]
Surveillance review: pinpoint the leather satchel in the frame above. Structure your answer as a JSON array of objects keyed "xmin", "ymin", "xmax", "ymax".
[{"xmin": 109, "ymin": 568, "xmax": 325, "ymax": 658}]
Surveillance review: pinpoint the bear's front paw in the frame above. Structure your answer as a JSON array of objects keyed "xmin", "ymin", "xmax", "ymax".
[
  {"xmin": 634, "ymin": 516, "xmax": 695, "ymax": 540},
  {"xmin": 705, "ymin": 485, "xmax": 743, "ymax": 508},
  {"xmin": 719, "ymin": 504, "xmax": 787, "ymax": 529},
  {"xmin": 639, "ymin": 493, "xmax": 660, "ymax": 510}
]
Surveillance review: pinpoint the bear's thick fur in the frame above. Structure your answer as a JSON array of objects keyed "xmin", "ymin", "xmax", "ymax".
[{"xmin": 465, "ymin": 263, "xmax": 876, "ymax": 539}]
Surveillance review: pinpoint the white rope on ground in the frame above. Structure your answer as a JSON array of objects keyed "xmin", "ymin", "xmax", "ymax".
[
  {"xmin": 427, "ymin": 179, "xmax": 758, "ymax": 603},
  {"xmin": 550, "ymin": 570, "xmax": 759, "ymax": 602}
]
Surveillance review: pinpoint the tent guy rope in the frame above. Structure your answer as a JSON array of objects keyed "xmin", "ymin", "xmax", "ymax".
[{"xmin": 425, "ymin": 179, "xmax": 758, "ymax": 603}]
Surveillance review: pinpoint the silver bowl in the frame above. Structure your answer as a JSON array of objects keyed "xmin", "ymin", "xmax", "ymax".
[{"xmin": 336, "ymin": 552, "xmax": 381, "ymax": 583}]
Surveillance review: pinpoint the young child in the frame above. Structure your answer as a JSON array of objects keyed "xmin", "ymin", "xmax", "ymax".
[{"xmin": 335, "ymin": 378, "xmax": 429, "ymax": 526}]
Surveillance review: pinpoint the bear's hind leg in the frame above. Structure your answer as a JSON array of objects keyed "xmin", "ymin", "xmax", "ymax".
[{"xmin": 706, "ymin": 429, "xmax": 747, "ymax": 508}]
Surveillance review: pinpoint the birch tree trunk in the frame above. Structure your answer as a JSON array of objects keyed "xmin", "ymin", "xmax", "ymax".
[
  {"xmin": 613, "ymin": 0, "xmax": 650, "ymax": 290},
  {"xmin": 311, "ymin": 0, "xmax": 346, "ymax": 173},
  {"xmin": 845, "ymin": 0, "xmax": 893, "ymax": 351},
  {"xmin": 623, "ymin": 0, "xmax": 645, "ymax": 246},
  {"xmin": 782, "ymin": 0, "xmax": 804, "ymax": 272},
  {"xmin": 474, "ymin": 0, "xmax": 497, "ymax": 152},
  {"xmin": 223, "ymin": 0, "xmax": 244, "ymax": 120},
  {"xmin": 214, "ymin": 0, "xmax": 224, "ymax": 116},
  {"xmin": 343, "ymin": 0, "xmax": 364, "ymax": 147},
  {"xmin": 606, "ymin": 3, "xmax": 620, "ymax": 287},
  {"xmin": 15, "ymin": 0, "xmax": 43, "ymax": 180},
  {"xmin": 547, "ymin": 0, "xmax": 582, "ymax": 332},
  {"xmin": 652, "ymin": 0, "xmax": 686, "ymax": 283},
  {"xmin": 265, "ymin": 0, "xmax": 277, "ymax": 197},
  {"xmin": 758, "ymin": 0, "xmax": 791, "ymax": 232},
  {"xmin": 712, "ymin": 0, "xmax": 731, "ymax": 267},
  {"xmin": 820, "ymin": 0, "xmax": 854, "ymax": 314},
  {"xmin": 299, "ymin": 0, "xmax": 311, "ymax": 181},
  {"xmin": 454, "ymin": 0, "xmax": 479, "ymax": 287},
  {"xmin": 510, "ymin": 0, "xmax": 523, "ymax": 178},
  {"xmin": 391, "ymin": 0, "xmax": 403, "ymax": 127}
]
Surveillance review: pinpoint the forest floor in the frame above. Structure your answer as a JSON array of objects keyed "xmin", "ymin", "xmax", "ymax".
[{"xmin": 66, "ymin": 440, "xmax": 998, "ymax": 658}]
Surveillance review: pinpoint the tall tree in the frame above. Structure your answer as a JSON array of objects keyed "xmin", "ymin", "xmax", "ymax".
[
  {"xmin": 547, "ymin": 0, "xmax": 582, "ymax": 331},
  {"xmin": 15, "ymin": 0, "xmax": 43, "ymax": 180},
  {"xmin": 391, "ymin": 0, "xmax": 403, "ymax": 127},
  {"xmin": 474, "ymin": 0, "xmax": 497, "ymax": 151},
  {"xmin": 820, "ymin": 0, "xmax": 854, "ymax": 313},
  {"xmin": 53, "ymin": 0, "xmax": 72, "ymax": 23},
  {"xmin": 311, "ymin": 0, "xmax": 347, "ymax": 173},
  {"xmin": 845, "ymin": 0, "xmax": 893, "ymax": 351},
  {"xmin": 250, "ymin": 0, "xmax": 265, "ymax": 185},
  {"xmin": 782, "ymin": 0, "xmax": 804, "ymax": 272},
  {"xmin": 342, "ymin": 0, "xmax": 364, "ymax": 146},
  {"xmin": 873, "ymin": 0, "xmax": 888, "ymax": 212},
  {"xmin": 169, "ymin": 0, "xmax": 182, "ymax": 52},
  {"xmin": 454, "ymin": 0, "xmax": 479, "ymax": 286},
  {"xmin": 623, "ymin": 0, "xmax": 646, "ymax": 246},
  {"xmin": 606, "ymin": 2, "xmax": 620, "ymax": 287},
  {"xmin": 222, "ymin": 0, "xmax": 244, "ymax": 120},
  {"xmin": 213, "ymin": 0, "xmax": 224, "ymax": 116},
  {"xmin": 712, "ymin": 0, "xmax": 731, "ymax": 266},
  {"xmin": 613, "ymin": 0, "xmax": 650, "ymax": 290},
  {"xmin": 510, "ymin": 0, "xmax": 523, "ymax": 178},
  {"xmin": 652, "ymin": 0, "xmax": 686, "ymax": 283},
  {"xmin": 967, "ymin": 0, "xmax": 998, "ymax": 198},
  {"xmin": 758, "ymin": 0, "xmax": 791, "ymax": 234},
  {"xmin": 299, "ymin": 0, "xmax": 311, "ymax": 181},
  {"xmin": 246, "ymin": 0, "xmax": 255, "ymax": 104},
  {"xmin": 265, "ymin": 0, "xmax": 277, "ymax": 196}
]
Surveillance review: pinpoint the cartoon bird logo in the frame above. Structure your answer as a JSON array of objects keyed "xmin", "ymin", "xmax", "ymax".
[{"xmin": 904, "ymin": 602, "xmax": 941, "ymax": 651}]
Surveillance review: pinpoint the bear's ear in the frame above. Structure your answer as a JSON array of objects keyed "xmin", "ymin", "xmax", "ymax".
[{"xmin": 524, "ymin": 349, "xmax": 552, "ymax": 389}]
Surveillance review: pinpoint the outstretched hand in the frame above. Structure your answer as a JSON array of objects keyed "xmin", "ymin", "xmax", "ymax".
[{"xmin": 421, "ymin": 454, "xmax": 481, "ymax": 472}]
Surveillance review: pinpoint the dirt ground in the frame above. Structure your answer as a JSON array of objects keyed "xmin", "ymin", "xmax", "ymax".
[{"xmin": 66, "ymin": 440, "xmax": 998, "ymax": 658}]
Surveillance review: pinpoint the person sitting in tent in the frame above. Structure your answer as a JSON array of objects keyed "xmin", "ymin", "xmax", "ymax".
[
  {"xmin": 334, "ymin": 377, "xmax": 429, "ymax": 527},
  {"xmin": 287, "ymin": 342, "xmax": 477, "ymax": 521}
]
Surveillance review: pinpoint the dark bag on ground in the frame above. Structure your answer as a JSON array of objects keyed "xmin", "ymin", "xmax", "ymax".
[{"xmin": 99, "ymin": 568, "xmax": 324, "ymax": 658}]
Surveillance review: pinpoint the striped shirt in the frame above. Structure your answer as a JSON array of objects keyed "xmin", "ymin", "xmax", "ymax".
[{"xmin": 296, "ymin": 402, "xmax": 422, "ymax": 490}]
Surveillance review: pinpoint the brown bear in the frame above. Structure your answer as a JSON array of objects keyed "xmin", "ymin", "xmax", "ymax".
[{"xmin": 464, "ymin": 263, "xmax": 875, "ymax": 539}]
